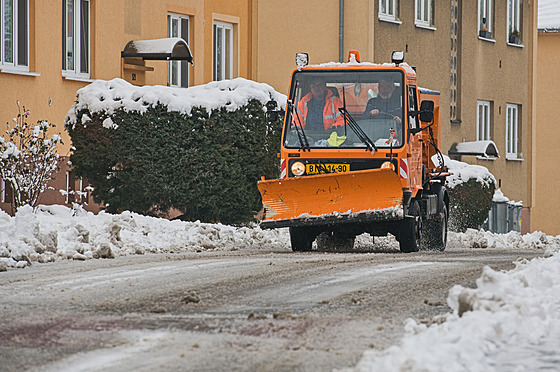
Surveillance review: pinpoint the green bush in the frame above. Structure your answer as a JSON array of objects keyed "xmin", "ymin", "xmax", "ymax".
[
  {"xmin": 67, "ymin": 100, "xmax": 283, "ymax": 225},
  {"xmin": 447, "ymin": 178, "xmax": 495, "ymax": 232}
]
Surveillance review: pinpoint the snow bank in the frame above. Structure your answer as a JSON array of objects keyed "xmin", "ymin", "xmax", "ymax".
[
  {"xmin": 65, "ymin": 77, "xmax": 287, "ymax": 128},
  {"xmin": 349, "ymin": 240, "xmax": 560, "ymax": 372},
  {"xmin": 448, "ymin": 229, "xmax": 558, "ymax": 250},
  {"xmin": 0, "ymin": 205, "xmax": 290, "ymax": 269},
  {"xmin": 2, "ymin": 205, "xmax": 557, "ymax": 270}
]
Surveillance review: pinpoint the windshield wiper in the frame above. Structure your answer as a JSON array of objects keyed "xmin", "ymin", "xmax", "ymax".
[
  {"xmin": 289, "ymin": 100, "xmax": 310, "ymax": 151},
  {"xmin": 340, "ymin": 88, "xmax": 377, "ymax": 152}
]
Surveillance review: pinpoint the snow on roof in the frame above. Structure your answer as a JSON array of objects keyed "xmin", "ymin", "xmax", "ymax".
[
  {"xmin": 65, "ymin": 78, "xmax": 287, "ymax": 127},
  {"xmin": 449, "ymin": 140, "xmax": 500, "ymax": 158},
  {"xmin": 125, "ymin": 38, "xmax": 185, "ymax": 54},
  {"xmin": 538, "ymin": 0, "xmax": 560, "ymax": 31},
  {"xmin": 304, "ymin": 61, "xmax": 416, "ymax": 75},
  {"xmin": 436, "ymin": 154, "xmax": 497, "ymax": 189}
]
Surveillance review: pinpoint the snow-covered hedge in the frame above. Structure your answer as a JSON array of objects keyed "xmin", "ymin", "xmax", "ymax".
[
  {"xmin": 442, "ymin": 155, "xmax": 497, "ymax": 232},
  {"xmin": 65, "ymin": 78, "xmax": 286, "ymax": 224}
]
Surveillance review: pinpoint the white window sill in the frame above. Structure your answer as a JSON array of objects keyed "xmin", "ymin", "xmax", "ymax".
[
  {"xmin": 506, "ymin": 155, "xmax": 524, "ymax": 161},
  {"xmin": 63, "ymin": 74, "xmax": 94, "ymax": 83},
  {"xmin": 478, "ymin": 36, "xmax": 496, "ymax": 43},
  {"xmin": 378, "ymin": 15, "xmax": 402, "ymax": 25},
  {"xmin": 507, "ymin": 42, "xmax": 524, "ymax": 48},
  {"xmin": 415, "ymin": 22, "xmax": 436, "ymax": 31},
  {"xmin": 0, "ymin": 68, "xmax": 40, "ymax": 77}
]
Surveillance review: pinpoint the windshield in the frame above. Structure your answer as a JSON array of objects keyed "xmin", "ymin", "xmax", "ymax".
[{"xmin": 284, "ymin": 70, "xmax": 405, "ymax": 149}]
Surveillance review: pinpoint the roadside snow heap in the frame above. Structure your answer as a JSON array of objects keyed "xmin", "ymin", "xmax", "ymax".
[
  {"xmin": 350, "ymin": 240, "xmax": 560, "ymax": 372},
  {"xmin": 1, "ymin": 204, "xmax": 559, "ymax": 270},
  {"xmin": 0, "ymin": 205, "xmax": 290, "ymax": 269}
]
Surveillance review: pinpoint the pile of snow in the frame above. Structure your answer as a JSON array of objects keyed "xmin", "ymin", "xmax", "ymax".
[
  {"xmin": 2, "ymin": 204, "xmax": 558, "ymax": 270},
  {"xmin": 437, "ymin": 154, "xmax": 496, "ymax": 189},
  {"xmin": 349, "ymin": 241, "xmax": 560, "ymax": 372},
  {"xmin": 449, "ymin": 229, "xmax": 557, "ymax": 250},
  {"xmin": 65, "ymin": 77, "xmax": 287, "ymax": 128},
  {"xmin": 0, "ymin": 205, "xmax": 290, "ymax": 269}
]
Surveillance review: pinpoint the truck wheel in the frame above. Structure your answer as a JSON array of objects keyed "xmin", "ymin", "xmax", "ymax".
[
  {"xmin": 423, "ymin": 204, "xmax": 448, "ymax": 251},
  {"xmin": 289, "ymin": 227, "xmax": 314, "ymax": 252},
  {"xmin": 316, "ymin": 232, "xmax": 355, "ymax": 251},
  {"xmin": 399, "ymin": 200, "xmax": 422, "ymax": 253}
]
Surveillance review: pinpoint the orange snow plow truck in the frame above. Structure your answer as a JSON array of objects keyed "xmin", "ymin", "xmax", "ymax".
[{"xmin": 258, "ymin": 51, "xmax": 450, "ymax": 253}]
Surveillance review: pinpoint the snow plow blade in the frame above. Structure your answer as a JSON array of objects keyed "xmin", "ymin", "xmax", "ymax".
[{"xmin": 258, "ymin": 168, "xmax": 404, "ymax": 228}]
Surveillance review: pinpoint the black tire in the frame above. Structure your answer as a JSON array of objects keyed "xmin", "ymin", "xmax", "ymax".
[
  {"xmin": 316, "ymin": 232, "xmax": 355, "ymax": 251},
  {"xmin": 423, "ymin": 204, "xmax": 448, "ymax": 251},
  {"xmin": 399, "ymin": 200, "xmax": 422, "ymax": 253},
  {"xmin": 289, "ymin": 227, "xmax": 314, "ymax": 252}
]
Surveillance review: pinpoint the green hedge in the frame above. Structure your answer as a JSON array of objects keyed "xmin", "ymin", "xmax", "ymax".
[
  {"xmin": 67, "ymin": 100, "xmax": 283, "ymax": 224},
  {"xmin": 447, "ymin": 178, "xmax": 495, "ymax": 232}
]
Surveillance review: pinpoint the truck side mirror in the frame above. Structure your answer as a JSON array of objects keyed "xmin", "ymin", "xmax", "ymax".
[
  {"xmin": 266, "ymin": 100, "xmax": 279, "ymax": 122},
  {"xmin": 419, "ymin": 100, "xmax": 434, "ymax": 123}
]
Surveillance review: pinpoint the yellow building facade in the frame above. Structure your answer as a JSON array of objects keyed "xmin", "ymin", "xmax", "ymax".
[
  {"xmin": 0, "ymin": 0, "xmax": 254, "ymax": 213},
  {"xmin": 0, "ymin": 0, "xmax": 543, "ymax": 235},
  {"xmin": 534, "ymin": 29, "xmax": 560, "ymax": 235},
  {"xmin": 253, "ymin": 0, "xmax": 537, "ymax": 234}
]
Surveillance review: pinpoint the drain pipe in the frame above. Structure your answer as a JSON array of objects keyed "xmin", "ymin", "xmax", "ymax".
[{"xmin": 339, "ymin": 0, "xmax": 344, "ymax": 62}]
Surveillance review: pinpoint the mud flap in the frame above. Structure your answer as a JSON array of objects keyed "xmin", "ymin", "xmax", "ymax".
[{"xmin": 258, "ymin": 168, "xmax": 403, "ymax": 228}]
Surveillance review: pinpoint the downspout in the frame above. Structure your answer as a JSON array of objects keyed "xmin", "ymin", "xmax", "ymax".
[{"xmin": 339, "ymin": 0, "xmax": 344, "ymax": 62}]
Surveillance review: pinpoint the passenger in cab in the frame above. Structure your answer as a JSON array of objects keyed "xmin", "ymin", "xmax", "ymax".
[{"xmin": 295, "ymin": 78, "xmax": 345, "ymax": 131}]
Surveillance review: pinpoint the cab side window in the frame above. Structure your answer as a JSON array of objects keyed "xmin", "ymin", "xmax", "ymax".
[{"xmin": 408, "ymin": 86, "xmax": 418, "ymax": 129}]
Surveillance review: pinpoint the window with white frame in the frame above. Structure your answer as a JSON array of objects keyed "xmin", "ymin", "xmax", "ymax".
[
  {"xmin": 62, "ymin": 0, "xmax": 90, "ymax": 78},
  {"xmin": 478, "ymin": 0, "xmax": 493, "ymax": 39},
  {"xmin": 477, "ymin": 100, "xmax": 491, "ymax": 141},
  {"xmin": 213, "ymin": 21, "xmax": 233, "ymax": 81},
  {"xmin": 1, "ymin": 0, "xmax": 29, "ymax": 70},
  {"xmin": 415, "ymin": 0, "xmax": 433, "ymax": 27},
  {"xmin": 506, "ymin": 104, "xmax": 520, "ymax": 158},
  {"xmin": 507, "ymin": 0, "xmax": 521, "ymax": 44},
  {"xmin": 379, "ymin": 0, "xmax": 398, "ymax": 22},
  {"xmin": 168, "ymin": 13, "xmax": 189, "ymax": 87}
]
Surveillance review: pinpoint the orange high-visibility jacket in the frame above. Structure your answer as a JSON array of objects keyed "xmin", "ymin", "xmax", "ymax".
[{"xmin": 296, "ymin": 90, "xmax": 344, "ymax": 130}]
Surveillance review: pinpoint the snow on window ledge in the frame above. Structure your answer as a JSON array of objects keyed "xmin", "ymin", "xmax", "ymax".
[
  {"xmin": 63, "ymin": 73, "xmax": 94, "ymax": 83},
  {"xmin": 506, "ymin": 155, "xmax": 524, "ymax": 161},
  {"xmin": 415, "ymin": 22, "xmax": 436, "ymax": 31},
  {"xmin": 378, "ymin": 15, "xmax": 402, "ymax": 25},
  {"xmin": 0, "ymin": 67, "xmax": 40, "ymax": 77},
  {"xmin": 507, "ymin": 42, "xmax": 524, "ymax": 48},
  {"xmin": 478, "ymin": 36, "xmax": 496, "ymax": 43}
]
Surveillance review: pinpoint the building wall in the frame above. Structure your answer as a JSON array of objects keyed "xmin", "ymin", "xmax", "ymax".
[
  {"xmin": 254, "ymin": 0, "xmax": 536, "ymax": 232},
  {"xmin": 254, "ymin": 0, "xmax": 375, "ymax": 95},
  {"xmin": 0, "ymin": 0, "xmax": 252, "ymax": 214},
  {"xmin": 533, "ymin": 32, "xmax": 560, "ymax": 235}
]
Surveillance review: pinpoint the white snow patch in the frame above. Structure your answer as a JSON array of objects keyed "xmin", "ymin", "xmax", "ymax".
[
  {"xmin": 348, "ymin": 238, "xmax": 560, "ymax": 372},
  {"xmin": 436, "ymin": 154, "xmax": 496, "ymax": 189},
  {"xmin": 65, "ymin": 78, "xmax": 287, "ymax": 127}
]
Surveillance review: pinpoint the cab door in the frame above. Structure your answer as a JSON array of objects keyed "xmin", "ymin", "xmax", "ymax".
[{"xmin": 407, "ymin": 85, "xmax": 423, "ymax": 193}]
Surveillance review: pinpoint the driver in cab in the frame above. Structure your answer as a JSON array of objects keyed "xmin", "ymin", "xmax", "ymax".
[
  {"xmin": 363, "ymin": 78, "xmax": 402, "ymax": 124},
  {"xmin": 296, "ymin": 78, "xmax": 345, "ymax": 131}
]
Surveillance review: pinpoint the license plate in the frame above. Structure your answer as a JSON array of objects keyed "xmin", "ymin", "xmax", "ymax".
[{"xmin": 306, "ymin": 163, "xmax": 350, "ymax": 174}]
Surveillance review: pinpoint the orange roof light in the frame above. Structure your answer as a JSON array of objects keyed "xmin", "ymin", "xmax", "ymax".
[{"xmin": 348, "ymin": 50, "xmax": 360, "ymax": 63}]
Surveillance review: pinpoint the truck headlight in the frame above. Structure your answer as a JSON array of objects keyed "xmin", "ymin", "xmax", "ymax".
[
  {"xmin": 381, "ymin": 161, "xmax": 395, "ymax": 170},
  {"xmin": 291, "ymin": 162, "xmax": 305, "ymax": 176}
]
